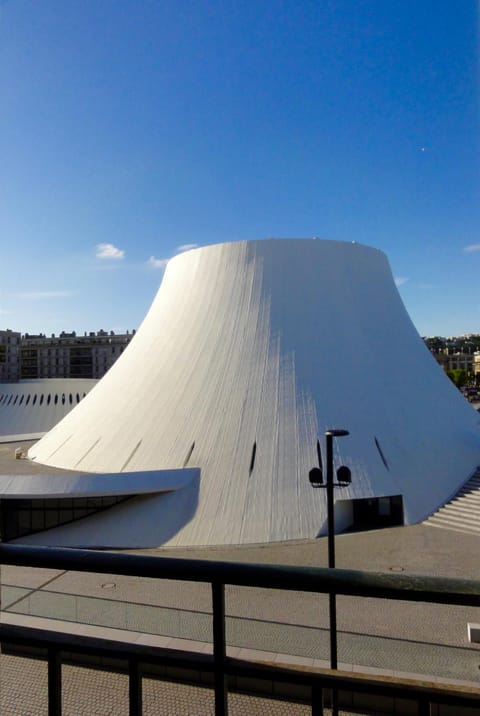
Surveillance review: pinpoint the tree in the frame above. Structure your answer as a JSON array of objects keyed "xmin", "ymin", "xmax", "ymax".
[{"xmin": 446, "ymin": 368, "xmax": 468, "ymax": 388}]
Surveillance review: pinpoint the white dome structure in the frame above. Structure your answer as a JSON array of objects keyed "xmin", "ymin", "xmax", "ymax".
[{"xmin": 21, "ymin": 239, "xmax": 480, "ymax": 548}]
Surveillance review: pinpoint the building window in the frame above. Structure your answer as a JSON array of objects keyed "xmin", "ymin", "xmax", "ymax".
[{"xmin": 0, "ymin": 495, "xmax": 131, "ymax": 541}]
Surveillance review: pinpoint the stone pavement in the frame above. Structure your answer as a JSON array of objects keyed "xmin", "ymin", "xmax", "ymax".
[
  {"xmin": 0, "ymin": 652, "xmax": 383, "ymax": 715},
  {"xmin": 0, "ymin": 652, "xmax": 301, "ymax": 716}
]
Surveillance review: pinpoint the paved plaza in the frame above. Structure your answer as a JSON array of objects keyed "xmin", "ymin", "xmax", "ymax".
[{"xmin": 3, "ymin": 524, "xmax": 480, "ymax": 680}]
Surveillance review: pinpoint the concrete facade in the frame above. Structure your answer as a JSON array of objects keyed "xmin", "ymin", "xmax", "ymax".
[{"xmin": 20, "ymin": 330, "xmax": 135, "ymax": 380}]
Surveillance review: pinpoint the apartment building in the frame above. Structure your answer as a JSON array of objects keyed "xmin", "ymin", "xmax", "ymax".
[
  {"xmin": 0, "ymin": 330, "xmax": 134, "ymax": 381},
  {"xmin": 0, "ymin": 330, "xmax": 21, "ymax": 382},
  {"xmin": 20, "ymin": 330, "xmax": 135, "ymax": 379}
]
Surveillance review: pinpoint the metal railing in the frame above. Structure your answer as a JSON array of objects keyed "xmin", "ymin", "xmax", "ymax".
[{"xmin": 1, "ymin": 543, "xmax": 480, "ymax": 715}]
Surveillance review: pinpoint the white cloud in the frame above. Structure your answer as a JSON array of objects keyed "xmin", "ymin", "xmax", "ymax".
[
  {"xmin": 177, "ymin": 243, "xmax": 198, "ymax": 253},
  {"xmin": 147, "ymin": 244, "xmax": 198, "ymax": 269},
  {"xmin": 17, "ymin": 290, "xmax": 77, "ymax": 300},
  {"xmin": 463, "ymin": 244, "xmax": 480, "ymax": 253},
  {"xmin": 148, "ymin": 256, "xmax": 169, "ymax": 269},
  {"xmin": 394, "ymin": 276, "xmax": 409, "ymax": 287},
  {"xmin": 96, "ymin": 243, "xmax": 125, "ymax": 259}
]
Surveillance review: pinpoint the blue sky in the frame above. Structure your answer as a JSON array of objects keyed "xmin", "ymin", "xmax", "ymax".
[{"xmin": 1, "ymin": 1, "xmax": 478, "ymax": 337}]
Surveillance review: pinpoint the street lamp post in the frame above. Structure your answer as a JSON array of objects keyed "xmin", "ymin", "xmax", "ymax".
[{"xmin": 309, "ymin": 428, "xmax": 351, "ymax": 716}]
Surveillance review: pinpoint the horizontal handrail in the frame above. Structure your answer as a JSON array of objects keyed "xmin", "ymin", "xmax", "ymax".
[{"xmin": 1, "ymin": 543, "xmax": 480, "ymax": 606}]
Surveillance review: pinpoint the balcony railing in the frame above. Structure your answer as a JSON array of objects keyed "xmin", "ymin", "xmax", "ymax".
[{"xmin": 1, "ymin": 543, "xmax": 480, "ymax": 715}]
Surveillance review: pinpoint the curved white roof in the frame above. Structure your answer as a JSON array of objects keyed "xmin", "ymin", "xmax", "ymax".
[
  {"xmin": 0, "ymin": 467, "xmax": 198, "ymax": 499},
  {"xmin": 24, "ymin": 239, "xmax": 480, "ymax": 548}
]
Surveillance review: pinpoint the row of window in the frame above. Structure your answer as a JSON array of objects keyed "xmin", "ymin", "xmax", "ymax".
[
  {"xmin": 0, "ymin": 392, "xmax": 87, "ymax": 407},
  {"xmin": 0, "ymin": 496, "xmax": 129, "ymax": 541}
]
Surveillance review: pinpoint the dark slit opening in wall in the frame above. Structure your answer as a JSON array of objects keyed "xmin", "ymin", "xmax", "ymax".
[
  {"xmin": 183, "ymin": 442, "xmax": 195, "ymax": 467},
  {"xmin": 249, "ymin": 442, "xmax": 257, "ymax": 475},
  {"xmin": 375, "ymin": 437, "xmax": 389, "ymax": 470}
]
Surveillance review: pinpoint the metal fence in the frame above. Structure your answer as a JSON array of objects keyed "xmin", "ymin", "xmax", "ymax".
[{"xmin": 1, "ymin": 543, "xmax": 480, "ymax": 715}]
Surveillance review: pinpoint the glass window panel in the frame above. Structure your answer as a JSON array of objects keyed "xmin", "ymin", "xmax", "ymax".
[
  {"xmin": 31, "ymin": 511, "xmax": 45, "ymax": 531},
  {"xmin": 18, "ymin": 511, "xmax": 31, "ymax": 531},
  {"xmin": 58, "ymin": 509, "xmax": 73, "ymax": 524},
  {"xmin": 45, "ymin": 511, "xmax": 59, "ymax": 529}
]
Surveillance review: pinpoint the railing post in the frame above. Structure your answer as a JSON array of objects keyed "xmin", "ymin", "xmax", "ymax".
[
  {"xmin": 311, "ymin": 682, "xmax": 324, "ymax": 715},
  {"xmin": 48, "ymin": 647, "xmax": 62, "ymax": 716},
  {"xmin": 129, "ymin": 656, "xmax": 142, "ymax": 716},
  {"xmin": 212, "ymin": 581, "xmax": 228, "ymax": 716},
  {"xmin": 418, "ymin": 697, "xmax": 431, "ymax": 716}
]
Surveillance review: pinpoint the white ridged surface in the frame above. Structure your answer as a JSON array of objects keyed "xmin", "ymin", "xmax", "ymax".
[{"xmin": 24, "ymin": 239, "xmax": 480, "ymax": 548}]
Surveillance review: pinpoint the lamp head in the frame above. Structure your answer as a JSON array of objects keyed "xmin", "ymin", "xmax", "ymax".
[
  {"xmin": 336, "ymin": 465, "xmax": 352, "ymax": 485},
  {"xmin": 309, "ymin": 467, "xmax": 323, "ymax": 487},
  {"xmin": 325, "ymin": 429, "xmax": 349, "ymax": 437}
]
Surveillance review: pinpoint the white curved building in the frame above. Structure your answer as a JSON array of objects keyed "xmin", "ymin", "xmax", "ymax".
[
  {"xmin": 14, "ymin": 239, "xmax": 480, "ymax": 548},
  {"xmin": 0, "ymin": 379, "xmax": 97, "ymax": 442}
]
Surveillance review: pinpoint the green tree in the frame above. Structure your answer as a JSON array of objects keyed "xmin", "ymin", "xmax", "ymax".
[{"xmin": 446, "ymin": 368, "xmax": 468, "ymax": 388}]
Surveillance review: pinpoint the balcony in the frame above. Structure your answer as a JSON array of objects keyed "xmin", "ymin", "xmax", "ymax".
[{"xmin": 1, "ymin": 544, "xmax": 480, "ymax": 715}]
